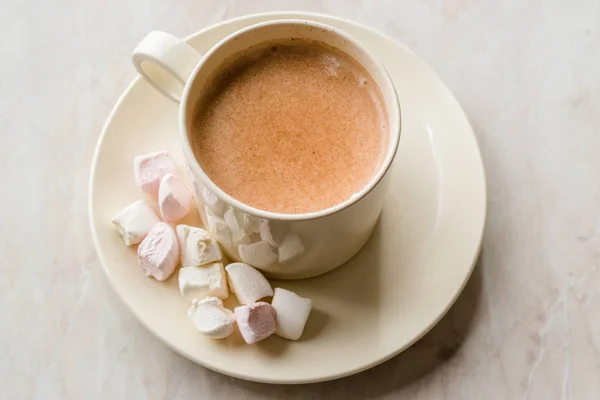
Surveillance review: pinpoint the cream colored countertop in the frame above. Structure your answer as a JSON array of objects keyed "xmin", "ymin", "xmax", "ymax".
[{"xmin": 2, "ymin": 1, "xmax": 599, "ymax": 399}]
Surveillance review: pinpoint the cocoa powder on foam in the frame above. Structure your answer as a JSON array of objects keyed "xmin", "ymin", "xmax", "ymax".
[{"xmin": 191, "ymin": 40, "xmax": 388, "ymax": 214}]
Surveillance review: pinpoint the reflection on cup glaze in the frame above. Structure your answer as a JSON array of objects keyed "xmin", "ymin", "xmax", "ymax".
[
  {"xmin": 277, "ymin": 232, "xmax": 305, "ymax": 263},
  {"xmin": 223, "ymin": 207, "xmax": 252, "ymax": 245},
  {"xmin": 238, "ymin": 240, "xmax": 278, "ymax": 268},
  {"xmin": 196, "ymin": 185, "xmax": 311, "ymax": 274},
  {"xmin": 205, "ymin": 206, "xmax": 232, "ymax": 248},
  {"xmin": 242, "ymin": 213, "xmax": 261, "ymax": 234},
  {"xmin": 259, "ymin": 219, "xmax": 287, "ymax": 247},
  {"xmin": 202, "ymin": 186, "xmax": 227, "ymax": 216},
  {"xmin": 186, "ymin": 165, "xmax": 196, "ymax": 185}
]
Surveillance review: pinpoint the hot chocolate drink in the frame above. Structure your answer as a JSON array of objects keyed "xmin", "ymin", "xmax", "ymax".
[{"xmin": 191, "ymin": 40, "xmax": 388, "ymax": 214}]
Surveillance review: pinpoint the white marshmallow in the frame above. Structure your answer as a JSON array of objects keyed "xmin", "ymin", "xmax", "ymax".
[
  {"xmin": 134, "ymin": 151, "xmax": 177, "ymax": 197},
  {"xmin": 278, "ymin": 233, "xmax": 305, "ymax": 263},
  {"xmin": 178, "ymin": 263, "xmax": 229, "ymax": 301},
  {"xmin": 137, "ymin": 222, "xmax": 179, "ymax": 281},
  {"xmin": 202, "ymin": 186, "xmax": 226, "ymax": 216},
  {"xmin": 259, "ymin": 219, "xmax": 287, "ymax": 247},
  {"xmin": 205, "ymin": 207, "xmax": 231, "ymax": 247},
  {"xmin": 158, "ymin": 173, "xmax": 194, "ymax": 222},
  {"xmin": 225, "ymin": 262, "xmax": 273, "ymax": 305},
  {"xmin": 271, "ymin": 288, "xmax": 312, "ymax": 340},
  {"xmin": 198, "ymin": 296, "xmax": 223, "ymax": 307},
  {"xmin": 238, "ymin": 240, "xmax": 278, "ymax": 268},
  {"xmin": 111, "ymin": 200, "xmax": 160, "ymax": 245},
  {"xmin": 224, "ymin": 208, "xmax": 251, "ymax": 245},
  {"xmin": 176, "ymin": 225, "xmax": 222, "ymax": 267},
  {"xmin": 187, "ymin": 297, "xmax": 235, "ymax": 339}
]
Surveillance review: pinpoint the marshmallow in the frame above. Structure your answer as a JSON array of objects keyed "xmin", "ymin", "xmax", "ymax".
[
  {"xmin": 205, "ymin": 207, "xmax": 231, "ymax": 247},
  {"xmin": 234, "ymin": 302, "xmax": 276, "ymax": 344},
  {"xmin": 176, "ymin": 225, "xmax": 222, "ymax": 267},
  {"xmin": 137, "ymin": 222, "xmax": 179, "ymax": 281},
  {"xmin": 198, "ymin": 296, "xmax": 223, "ymax": 307},
  {"xmin": 134, "ymin": 151, "xmax": 177, "ymax": 197},
  {"xmin": 271, "ymin": 288, "xmax": 312, "ymax": 340},
  {"xmin": 238, "ymin": 240, "xmax": 278, "ymax": 268},
  {"xmin": 178, "ymin": 263, "xmax": 229, "ymax": 301},
  {"xmin": 188, "ymin": 297, "xmax": 235, "ymax": 339},
  {"xmin": 111, "ymin": 200, "xmax": 160, "ymax": 245},
  {"xmin": 278, "ymin": 233, "xmax": 305, "ymax": 263},
  {"xmin": 158, "ymin": 173, "xmax": 194, "ymax": 222},
  {"xmin": 225, "ymin": 262, "xmax": 273, "ymax": 305},
  {"xmin": 224, "ymin": 208, "xmax": 251, "ymax": 245},
  {"xmin": 259, "ymin": 219, "xmax": 287, "ymax": 247},
  {"xmin": 202, "ymin": 186, "xmax": 226, "ymax": 216}
]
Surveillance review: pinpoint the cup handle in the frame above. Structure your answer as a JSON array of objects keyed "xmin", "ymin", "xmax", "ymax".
[{"xmin": 132, "ymin": 31, "xmax": 203, "ymax": 103}]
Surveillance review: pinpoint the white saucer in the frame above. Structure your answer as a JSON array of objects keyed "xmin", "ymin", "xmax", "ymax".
[{"xmin": 89, "ymin": 12, "xmax": 486, "ymax": 384}]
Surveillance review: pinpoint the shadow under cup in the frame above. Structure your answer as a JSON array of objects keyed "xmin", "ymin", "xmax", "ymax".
[{"xmin": 180, "ymin": 20, "xmax": 401, "ymax": 279}]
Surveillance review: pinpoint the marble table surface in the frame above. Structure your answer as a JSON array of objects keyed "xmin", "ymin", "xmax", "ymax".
[{"xmin": 2, "ymin": 0, "xmax": 599, "ymax": 398}]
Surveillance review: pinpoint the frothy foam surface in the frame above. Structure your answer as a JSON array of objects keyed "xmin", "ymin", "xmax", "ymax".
[{"xmin": 192, "ymin": 40, "xmax": 388, "ymax": 214}]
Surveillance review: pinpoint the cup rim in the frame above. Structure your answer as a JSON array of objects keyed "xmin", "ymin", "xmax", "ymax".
[{"xmin": 179, "ymin": 19, "xmax": 401, "ymax": 222}]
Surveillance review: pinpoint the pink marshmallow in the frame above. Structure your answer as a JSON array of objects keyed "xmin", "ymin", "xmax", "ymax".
[
  {"xmin": 234, "ymin": 302, "xmax": 276, "ymax": 344},
  {"xmin": 137, "ymin": 222, "xmax": 179, "ymax": 281},
  {"xmin": 134, "ymin": 151, "xmax": 177, "ymax": 197},
  {"xmin": 158, "ymin": 173, "xmax": 194, "ymax": 222}
]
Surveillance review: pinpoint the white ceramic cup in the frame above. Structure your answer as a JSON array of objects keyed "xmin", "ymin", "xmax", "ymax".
[{"xmin": 132, "ymin": 20, "xmax": 401, "ymax": 279}]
